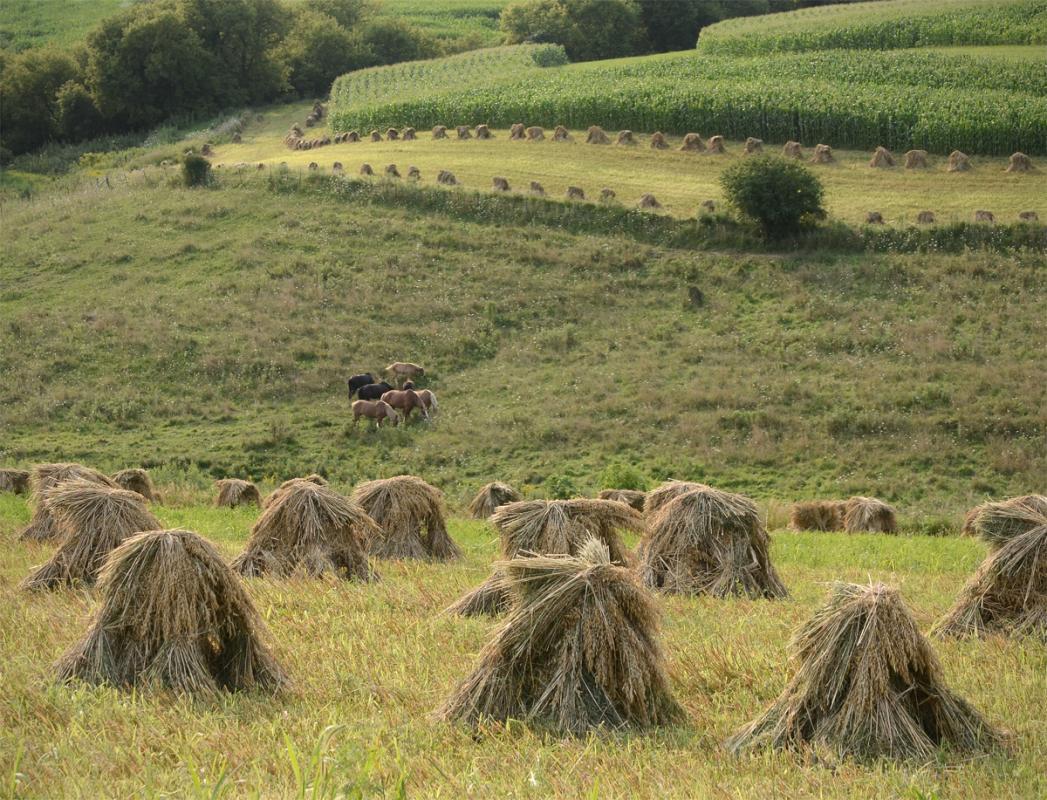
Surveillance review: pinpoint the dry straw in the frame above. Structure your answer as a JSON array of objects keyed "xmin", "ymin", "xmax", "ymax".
[
  {"xmin": 22, "ymin": 480, "xmax": 160, "ymax": 590},
  {"xmin": 933, "ymin": 523, "xmax": 1046, "ymax": 641},
  {"xmin": 438, "ymin": 539, "xmax": 685, "ymax": 735},
  {"xmin": 597, "ymin": 488, "xmax": 645, "ymax": 511},
  {"xmin": 232, "ymin": 479, "xmax": 378, "ymax": 580},
  {"xmin": 509, "ymin": 122, "xmax": 525, "ymax": 140},
  {"xmin": 782, "ymin": 140, "xmax": 803, "ymax": 158},
  {"xmin": 468, "ymin": 481, "xmax": 522, "ymax": 519},
  {"xmin": 20, "ymin": 463, "xmax": 117, "ymax": 542},
  {"xmin": 728, "ymin": 582, "xmax": 1003, "ymax": 760},
  {"xmin": 789, "ymin": 501, "xmax": 845, "ymax": 532},
  {"xmin": 57, "ymin": 528, "xmax": 287, "ymax": 694},
  {"xmin": 0, "ymin": 468, "xmax": 30, "ymax": 494},
  {"xmin": 743, "ymin": 137, "xmax": 763, "ymax": 154},
  {"xmin": 843, "ymin": 496, "xmax": 897, "ymax": 533},
  {"xmin": 526, "ymin": 126, "xmax": 544, "ymax": 141},
  {"xmin": 352, "ymin": 475, "xmax": 460, "ymax": 561},
  {"xmin": 263, "ymin": 474, "xmax": 328, "ymax": 509},
  {"xmin": 905, "ymin": 149, "xmax": 928, "ymax": 168},
  {"xmin": 553, "ymin": 125, "xmax": 571, "ymax": 142},
  {"xmin": 215, "ymin": 478, "xmax": 261, "ymax": 508},
  {"xmin": 449, "ymin": 498, "xmax": 640, "ymax": 616},
  {"xmin": 586, "ymin": 125, "xmax": 610, "ymax": 145},
  {"xmin": 112, "ymin": 468, "xmax": 161, "ymax": 502},
  {"xmin": 679, "ymin": 133, "xmax": 704, "ymax": 152},
  {"xmin": 961, "ymin": 495, "xmax": 1047, "ymax": 545},
  {"xmin": 650, "ymin": 132, "xmax": 668, "ymax": 149},
  {"xmin": 638, "ymin": 484, "xmax": 787, "ymax": 598},
  {"xmin": 869, "ymin": 146, "xmax": 895, "ymax": 167}
]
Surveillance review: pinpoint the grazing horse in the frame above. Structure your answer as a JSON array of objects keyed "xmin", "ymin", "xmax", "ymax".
[
  {"xmin": 416, "ymin": 389, "xmax": 438, "ymax": 420},
  {"xmin": 385, "ymin": 362, "xmax": 424, "ymax": 385},
  {"xmin": 381, "ymin": 389, "xmax": 423, "ymax": 422},
  {"xmin": 347, "ymin": 373, "xmax": 374, "ymax": 399},
  {"xmin": 357, "ymin": 381, "xmax": 393, "ymax": 400},
  {"xmin": 352, "ymin": 400, "xmax": 400, "ymax": 428}
]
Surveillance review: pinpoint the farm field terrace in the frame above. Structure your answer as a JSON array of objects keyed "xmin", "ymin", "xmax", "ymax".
[
  {"xmin": 1, "ymin": 494, "xmax": 1045, "ymax": 798},
  {"xmin": 215, "ymin": 108, "xmax": 1046, "ymax": 226}
]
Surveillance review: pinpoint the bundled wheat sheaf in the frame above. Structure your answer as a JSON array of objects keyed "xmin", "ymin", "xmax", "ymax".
[
  {"xmin": 19, "ymin": 463, "xmax": 118, "ymax": 542},
  {"xmin": 728, "ymin": 583, "xmax": 1003, "ymax": 761},
  {"xmin": 0, "ymin": 468, "xmax": 30, "ymax": 494},
  {"xmin": 597, "ymin": 488, "xmax": 646, "ymax": 511},
  {"xmin": 448, "ymin": 498, "xmax": 641, "ymax": 616},
  {"xmin": 934, "ymin": 497, "xmax": 1046, "ymax": 640},
  {"xmin": 789, "ymin": 500, "xmax": 845, "ymax": 532},
  {"xmin": 467, "ymin": 481, "xmax": 522, "ymax": 519},
  {"xmin": 262, "ymin": 473, "xmax": 328, "ymax": 509},
  {"xmin": 232, "ymin": 479, "xmax": 378, "ymax": 580},
  {"xmin": 639, "ymin": 484, "xmax": 787, "ymax": 599},
  {"xmin": 112, "ymin": 468, "xmax": 161, "ymax": 502},
  {"xmin": 57, "ymin": 528, "xmax": 287, "ymax": 694},
  {"xmin": 215, "ymin": 478, "xmax": 261, "ymax": 508},
  {"xmin": 352, "ymin": 475, "xmax": 460, "ymax": 561},
  {"xmin": 843, "ymin": 496, "xmax": 897, "ymax": 533},
  {"xmin": 22, "ymin": 481, "xmax": 161, "ymax": 591},
  {"xmin": 439, "ymin": 540, "xmax": 685, "ymax": 736}
]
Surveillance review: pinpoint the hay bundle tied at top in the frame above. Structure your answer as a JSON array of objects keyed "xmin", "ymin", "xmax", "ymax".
[
  {"xmin": 468, "ymin": 481, "xmax": 522, "ymax": 519},
  {"xmin": 0, "ymin": 468, "xmax": 30, "ymax": 494},
  {"xmin": 57, "ymin": 528, "xmax": 286, "ymax": 694},
  {"xmin": 639, "ymin": 484, "xmax": 787, "ymax": 598},
  {"xmin": 961, "ymin": 494, "xmax": 1047, "ymax": 545},
  {"xmin": 352, "ymin": 475, "xmax": 460, "ymax": 560},
  {"xmin": 448, "ymin": 498, "xmax": 640, "ymax": 616},
  {"xmin": 643, "ymin": 479, "xmax": 708, "ymax": 517},
  {"xmin": 22, "ymin": 480, "xmax": 161, "ymax": 590},
  {"xmin": 215, "ymin": 478, "xmax": 261, "ymax": 508},
  {"xmin": 789, "ymin": 500, "xmax": 844, "ymax": 532},
  {"xmin": 597, "ymin": 488, "xmax": 645, "ymax": 511},
  {"xmin": 843, "ymin": 496, "xmax": 897, "ymax": 532},
  {"xmin": 932, "ymin": 522, "xmax": 1046, "ymax": 641},
  {"xmin": 263, "ymin": 473, "xmax": 328, "ymax": 509},
  {"xmin": 438, "ymin": 539, "xmax": 685, "ymax": 735},
  {"xmin": 728, "ymin": 582, "xmax": 1002, "ymax": 760},
  {"xmin": 586, "ymin": 125, "xmax": 610, "ymax": 144},
  {"xmin": 232, "ymin": 479, "xmax": 378, "ymax": 580},
  {"xmin": 112, "ymin": 468, "xmax": 161, "ymax": 502},
  {"xmin": 19, "ymin": 463, "xmax": 118, "ymax": 542}
]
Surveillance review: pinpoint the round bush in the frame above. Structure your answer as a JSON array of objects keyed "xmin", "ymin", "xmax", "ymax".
[
  {"xmin": 182, "ymin": 154, "xmax": 212, "ymax": 187},
  {"xmin": 720, "ymin": 155, "xmax": 825, "ymax": 238}
]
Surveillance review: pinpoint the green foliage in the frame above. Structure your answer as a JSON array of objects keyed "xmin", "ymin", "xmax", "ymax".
[
  {"xmin": 360, "ymin": 16, "xmax": 437, "ymax": 65},
  {"xmin": 0, "ymin": 47, "xmax": 78, "ymax": 157},
  {"xmin": 720, "ymin": 155, "xmax": 825, "ymax": 238},
  {"xmin": 278, "ymin": 9, "xmax": 372, "ymax": 95},
  {"xmin": 543, "ymin": 473, "xmax": 580, "ymax": 499},
  {"xmin": 698, "ymin": 0, "xmax": 1047, "ymax": 54},
  {"xmin": 55, "ymin": 81, "xmax": 104, "ymax": 142},
  {"xmin": 598, "ymin": 462, "xmax": 648, "ymax": 491},
  {"xmin": 329, "ymin": 44, "xmax": 1047, "ymax": 155},
  {"xmin": 182, "ymin": 153, "xmax": 213, "ymax": 186},
  {"xmin": 501, "ymin": 0, "xmax": 644, "ymax": 61}
]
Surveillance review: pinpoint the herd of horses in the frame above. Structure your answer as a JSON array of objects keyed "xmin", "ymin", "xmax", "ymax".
[{"xmin": 347, "ymin": 362, "xmax": 438, "ymax": 427}]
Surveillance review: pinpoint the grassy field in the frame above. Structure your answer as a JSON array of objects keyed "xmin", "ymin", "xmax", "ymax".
[
  {"xmin": 214, "ymin": 107, "xmax": 1046, "ymax": 225},
  {"xmin": 2, "ymin": 493, "xmax": 1045, "ymax": 798},
  {"xmin": 0, "ymin": 0, "xmax": 506, "ymax": 52}
]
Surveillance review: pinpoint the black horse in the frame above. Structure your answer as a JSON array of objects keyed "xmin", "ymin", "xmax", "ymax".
[
  {"xmin": 357, "ymin": 381, "xmax": 394, "ymax": 400},
  {"xmin": 347, "ymin": 373, "xmax": 375, "ymax": 399}
]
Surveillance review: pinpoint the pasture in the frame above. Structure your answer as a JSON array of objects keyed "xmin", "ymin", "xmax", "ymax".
[{"xmin": 2, "ymin": 492, "xmax": 1045, "ymax": 798}]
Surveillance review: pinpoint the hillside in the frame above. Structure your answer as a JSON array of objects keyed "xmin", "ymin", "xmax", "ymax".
[{"xmin": 1, "ymin": 167, "xmax": 1043, "ymax": 517}]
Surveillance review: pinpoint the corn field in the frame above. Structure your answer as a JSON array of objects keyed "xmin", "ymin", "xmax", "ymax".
[
  {"xmin": 698, "ymin": 0, "xmax": 1047, "ymax": 55},
  {"xmin": 329, "ymin": 47, "xmax": 1047, "ymax": 156}
]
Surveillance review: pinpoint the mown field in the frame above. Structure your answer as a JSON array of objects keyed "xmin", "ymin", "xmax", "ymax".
[{"xmin": 2, "ymin": 493, "xmax": 1045, "ymax": 798}]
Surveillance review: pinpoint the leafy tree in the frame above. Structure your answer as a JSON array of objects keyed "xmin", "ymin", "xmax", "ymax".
[
  {"xmin": 178, "ymin": 0, "xmax": 290, "ymax": 105},
  {"xmin": 56, "ymin": 80, "xmax": 105, "ymax": 141},
  {"xmin": 85, "ymin": 6, "xmax": 214, "ymax": 128},
  {"xmin": 308, "ymin": 0, "xmax": 372, "ymax": 29},
  {"xmin": 720, "ymin": 155, "xmax": 825, "ymax": 238},
  {"xmin": 278, "ymin": 9, "xmax": 374, "ymax": 96},
  {"xmin": 361, "ymin": 17, "xmax": 435, "ymax": 66},
  {"xmin": 635, "ymin": 0, "xmax": 725, "ymax": 52},
  {"xmin": 501, "ymin": 0, "xmax": 643, "ymax": 61},
  {"xmin": 0, "ymin": 47, "xmax": 79, "ymax": 155},
  {"xmin": 182, "ymin": 153, "xmax": 213, "ymax": 186}
]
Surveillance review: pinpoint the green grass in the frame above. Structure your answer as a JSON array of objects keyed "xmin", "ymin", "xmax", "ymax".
[
  {"xmin": 1, "ymin": 161, "xmax": 1044, "ymax": 516},
  {"xmin": 697, "ymin": 0, "xmax": 1047, "ymax": 54},
  {"xmin": 1, "ymin": 494, "xmax": 1045, "ymax": 797},
  {"xmin": 328, "ymin": 45, "xmax": 1047, "ymax": 155}
]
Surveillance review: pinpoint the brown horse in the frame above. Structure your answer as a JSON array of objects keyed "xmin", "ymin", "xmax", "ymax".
[
  {"xmin": 380, "ymin": 389, "xmax": 423, "ymax": 422},
  {"xmin": 352, "ymin": 399, "xmax": 400, "ymax": 428},
  {"xmin": 385, "ymin": 362, "xmax": 424, "ymax": 385},
  {"xmin": 416, "ymin": 389, "xmax": 438, "ymax": 420}
]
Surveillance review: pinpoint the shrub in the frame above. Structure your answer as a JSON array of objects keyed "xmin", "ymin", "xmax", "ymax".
[
  {"xmin": 720, "ymin": 155, "xmax": 825, "ymax": 238},
  {"xmin": 544, "ymin": 473, "xmax": 580, "ymax": 499},
  {"xmin": 501, "ymin": 0, "xmax": 644, "ymax": 62},
  {"xmin": 598, "ymin": 462, "xmax": 648, "ymax": 491},
  {"xmin": 182, "ymin": 154, "xmax": 212, "ymax": 187}
]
